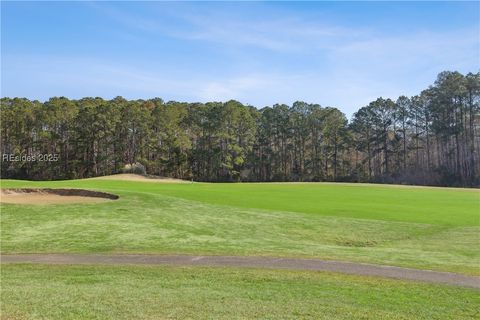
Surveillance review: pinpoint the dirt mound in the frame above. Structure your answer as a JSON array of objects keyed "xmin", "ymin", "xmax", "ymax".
[
  {"xmin": 91, "ymin": 173, "xmax": 188, "ymax": 183},
  {"xmin": 0, "ymin": 188, "xmax": 119, "ymax": 204}
]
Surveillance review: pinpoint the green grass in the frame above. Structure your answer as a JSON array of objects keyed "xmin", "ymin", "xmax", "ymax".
[
  {"xmin": 1, "ymin": 179, "xmax": 479, "ymax": 274},
  {"xmin": 2, "ymin": 264, "xmax": 479, "ymax": 320},
  {"xmin": 4, "ymin": 179, "xmax": 479, "ymax": 225}
]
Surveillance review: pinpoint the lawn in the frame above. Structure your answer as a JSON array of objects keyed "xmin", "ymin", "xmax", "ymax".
[
  {"xmin": 1, "ymin": 178, "xmax": 479, "ymax": 274},
  {"xmin": 2, "ymin": 264, "xmax": 479, "ymax": 320}
]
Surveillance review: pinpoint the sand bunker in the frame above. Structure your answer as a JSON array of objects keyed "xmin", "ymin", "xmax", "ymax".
[
  {"xmin": 0, "ymin": 188, "xmax": 119, "ymax": 205},
  {"xmin": 91, "ymin": 173, "xmax": 188, "ymax": 183}
]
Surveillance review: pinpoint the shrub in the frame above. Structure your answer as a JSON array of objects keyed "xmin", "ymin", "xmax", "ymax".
[{"xmin": 121, "ymin": 162, "xmax": 146, "ymax": 175}]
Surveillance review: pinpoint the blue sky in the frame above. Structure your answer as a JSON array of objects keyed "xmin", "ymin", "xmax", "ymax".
[{"xmin": 1, "ymin": 1, "xmax": 479, "ymax": 118}]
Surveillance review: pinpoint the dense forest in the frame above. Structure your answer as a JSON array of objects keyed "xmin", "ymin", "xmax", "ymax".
[{"xmin": 1, "ymin": 71, "xmax": 479, "ymax": 187}]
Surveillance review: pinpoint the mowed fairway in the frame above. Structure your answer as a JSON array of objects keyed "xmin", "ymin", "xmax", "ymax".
[
  {"xmin": 1, "ymin": 177, "xmax": 479, "ymax": 319},
  {"xmin": 2, "ymin": 178, "xmax": 479, "ymax": 273}
]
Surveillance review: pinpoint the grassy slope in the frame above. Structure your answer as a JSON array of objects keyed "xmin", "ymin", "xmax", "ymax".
[
  {"xmin": 1, "ymin": 179, "xmax": 479, "ymax": 274},
  {"xmin": 2, "ymin": 264, "xmax": 479, "ymax": 320},
  {"xmin": 4, "ymin": 179, "xmax": 478, "ymax": 225}
]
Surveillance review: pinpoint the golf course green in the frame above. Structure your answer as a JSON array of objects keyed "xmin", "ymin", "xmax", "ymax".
[{"xmin": 1, "ymin": 176, "xmax": 479, "ymax": 319}]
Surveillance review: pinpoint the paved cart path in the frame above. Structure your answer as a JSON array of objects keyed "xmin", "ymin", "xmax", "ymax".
[{"xmin": 2, "ymin": 254, "xmax": 479, "ymax": 289}]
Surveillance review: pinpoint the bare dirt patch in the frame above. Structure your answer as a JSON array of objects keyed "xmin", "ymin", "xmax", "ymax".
[
  {"xmin": 0, "ymin": 188, "xmax": 119, "ymax": 204},
  {"xmin": 90, "ymin": 173, "xmax": 188, "ymax": 183}
]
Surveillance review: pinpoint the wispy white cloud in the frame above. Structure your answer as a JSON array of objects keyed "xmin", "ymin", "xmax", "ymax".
[
  {"xmin": 179, "ymin": 16, "xmax": 364, "ymax": 52},
  {"xmin": 87, "ymin": 2, "xmax": 368, "ymax": 53}
]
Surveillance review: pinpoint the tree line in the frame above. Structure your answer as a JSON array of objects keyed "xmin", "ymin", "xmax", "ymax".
[{"xmin": 1, "ymin": 71, "xmax": 479, "ymax": 186}]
